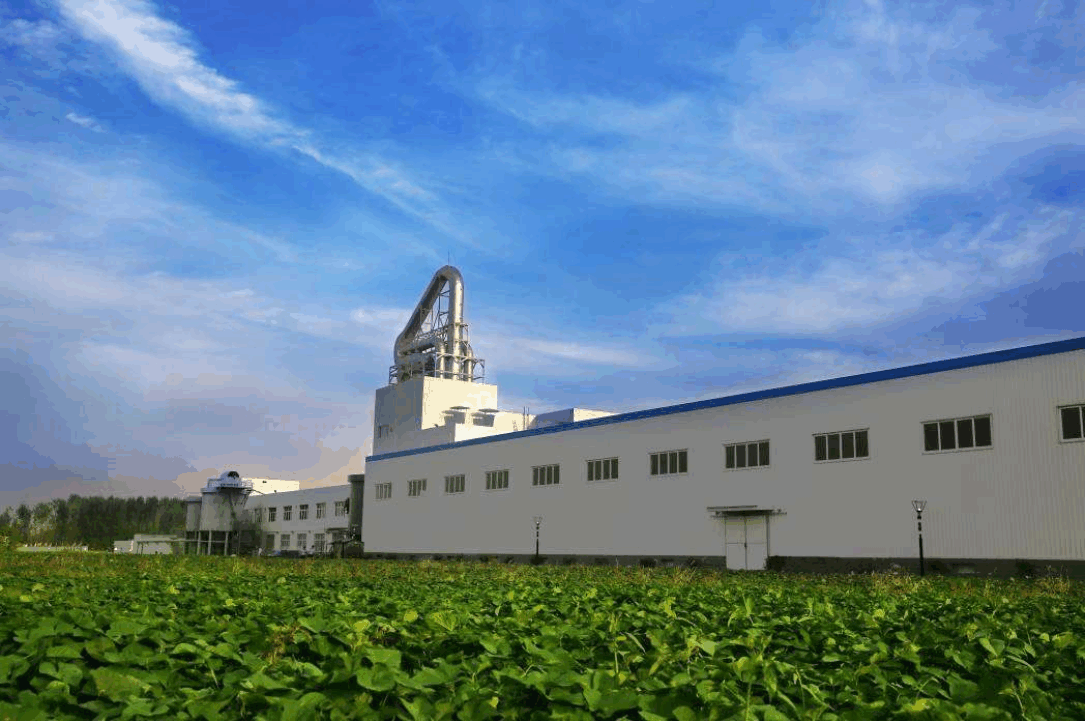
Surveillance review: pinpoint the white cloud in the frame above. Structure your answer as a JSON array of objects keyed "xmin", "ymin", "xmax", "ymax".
[
  {"xmin": 477, "ymin": 1, "xmax": 1082, "ymax": 212},
  {"xmin": 64, "ymin": 111, "xmax": 104, "ymax": 131},
  {"xmin": 660, "ymin": 208, "xmax": 1077, "ymax": 335},
  {"xmin": 52, "ymin": 0, "xmax": 476, "ymax": 244}
]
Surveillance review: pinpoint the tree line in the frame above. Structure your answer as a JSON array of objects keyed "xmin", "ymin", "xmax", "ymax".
[{"xmin": 0, "ymin": 496, "xmax": 187, "ymax": 550}]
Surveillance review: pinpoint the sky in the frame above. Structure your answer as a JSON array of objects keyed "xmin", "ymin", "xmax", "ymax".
[{"xmin": 2, "ymin": 0, "xmax": 1084, "ymax": 508}]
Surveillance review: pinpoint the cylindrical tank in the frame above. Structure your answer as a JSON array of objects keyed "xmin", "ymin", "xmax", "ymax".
[
  {"xmin": 348, "ymin": 474, "xmax": 365, "ymax": 541},
  {"xmin": 184, "ymin": 497, "xmax": 202, "ymax": 533},
  {"xmin": 198, "ymin": 490, "xmax": 235, "ymax": 533}
]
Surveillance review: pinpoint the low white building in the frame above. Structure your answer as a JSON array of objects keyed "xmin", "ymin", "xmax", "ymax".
[
  {"xmin": 247, "ymin": 485, "xmax": 355, "ymax": 555},
  {"xmin": 113, "ymin": 534, "xmax": 181, "ymax": 555},
  {"xmin": 360, "ymin": 266, "xmax": 1085, "ymax": 577}
]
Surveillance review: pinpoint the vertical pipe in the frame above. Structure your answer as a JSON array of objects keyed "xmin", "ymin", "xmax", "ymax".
[{"xmin": 917, "ymin": 511, "xmax": 925, "ymax": 577}]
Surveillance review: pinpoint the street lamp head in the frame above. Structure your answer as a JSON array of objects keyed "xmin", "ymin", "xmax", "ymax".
[
  {"xmin": 532, "ymin": 515, "xmax": 542, "ymax": 527},
  {"xmin": 912, "ymin": 499, "xmax": 926, "ymax": 514}
]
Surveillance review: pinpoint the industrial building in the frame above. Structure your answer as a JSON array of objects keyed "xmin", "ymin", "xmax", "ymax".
[
  {"xmin": 361, "ymin": 266, "xmax": 1085, "ymax": 577},
  {"xmin": 184, "ymin": 472, "xmax": 364, "ymax": 556}
]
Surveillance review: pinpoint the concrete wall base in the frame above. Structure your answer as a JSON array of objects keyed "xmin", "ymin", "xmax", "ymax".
[{"xmin": 357, "ymin": 552, "xmax": 1085, "ymax": 579}]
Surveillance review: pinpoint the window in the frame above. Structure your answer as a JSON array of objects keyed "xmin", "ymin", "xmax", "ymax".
[
  {"xmin": 314, "ymin": 533, "xmax": 325, "ymax": 553},
  {"xmin": 252, "ymin": 508, "xmax": 263, "ymax": 523},
  {"xmin": 587, "ymin": 457, "xmax": 619, "ymax": 481},
  {"xmin": 650, "ymin": 449, "xmax": 688, "ymax": 476},
  {"xmin": 408, "ymin": 478, "xmax": 427, "ymax": 497},
  {"xmin": 444, "ymin": 474, "xmax": 466, "ymax": 494},
  {"xmin": 1060, "ymin": 404, "xmax": 1084, "ymax": 441},
  {"xmin": 299, "ymin": 504, "xmax": 309, "ymax": 520},
  {"xmin": 297, "ymin": 533, "xmax": 307, "ymax": 550},
  {"xmin": 265, "ymin": 534, "xmax": 275, "ymax": 550},
  {"xmin": 923, "ymin": 415, "xmax": 991, "ymax": 452},
  {"xmin": 814, "ymin": 430, "xmax": 869, "ymax": 462},
  {"xmin": 281, "ymin": 533, "xmax": 290, "ymax": 549},
  {"xmin": 334, "ymin": 500, "xmax": 347, "ymax": 516},
  {"xmin": 375, "ymin": 483, "xmax": 392, "ymax": 500},
  {"xmin": 268, "ymin": 507, "xmax": 277, "ymax": 522},
  {"xmin": 282, "ymin": 505, "xmax": 292, "ymax": 521},
  {"xmin": 485, "ymin": 469, "xmax": 509, "ymax": 490},
  {"xmin": 725, "ymin": 441, "xmax": 770, "ymax": 470},
  {"xmin": 377, "ymin": 424, "xmax": 392, "ymax": 438},
  {"xmin": 532, "ymin": 464, "xmax": 560, "ymax": 486},
  {"xmin": 316, "ymin": 502, "xmax": 326, "ymax": 519}
]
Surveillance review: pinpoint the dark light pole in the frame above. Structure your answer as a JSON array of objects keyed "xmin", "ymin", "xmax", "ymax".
[
  {"xmin": 912, "ymin": 500, "xmax": 926, "ymax": 577},
  {"xmin": 532, "ymin": 516, "xmax": 542, "ymax": 561}
]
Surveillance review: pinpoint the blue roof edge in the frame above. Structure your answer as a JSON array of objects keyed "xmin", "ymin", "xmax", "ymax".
[{"xmin": 366, "ymin": 335, "xmax": 1085, "ymax": 463}]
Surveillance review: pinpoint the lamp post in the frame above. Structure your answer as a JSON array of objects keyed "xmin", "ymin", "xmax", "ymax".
[
  {"xmin": 532, "ymin": 516, "xmax": 542, "ymax": 561},
  {"xmin": 912, "ymin": 500, "xmax": 926, "ymax": 577}
]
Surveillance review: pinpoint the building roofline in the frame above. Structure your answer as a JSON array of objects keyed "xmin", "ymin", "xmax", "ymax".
[{"xmin": 366, "ymin": 334, "xmax": 1085, "ymax": 463}]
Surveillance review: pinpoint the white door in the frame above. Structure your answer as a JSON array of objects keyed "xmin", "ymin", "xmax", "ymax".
[
  {"xmin": 745, "ymin": 515, "xmax": 768, "ymax": 571},
  {"xmin": 724, "ymin": 515, "xmax": 769, "ymax": 571},
  {"xmin": 725, "ymin": 516, "xmax": 748, "ymax": 570}
]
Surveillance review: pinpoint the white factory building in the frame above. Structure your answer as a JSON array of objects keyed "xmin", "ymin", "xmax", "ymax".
[
  {"xmin": 361, "ymin": 266, "xmax": 1085, "ymax": 577},
  {"xmin": 184, "ymin": 473, "xmax": 363, "ymax": 556}
]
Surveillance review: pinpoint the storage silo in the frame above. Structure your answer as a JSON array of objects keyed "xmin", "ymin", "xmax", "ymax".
[{"xmin": 193, "ymin": 471, "xmax": 253, "ymax": 555}]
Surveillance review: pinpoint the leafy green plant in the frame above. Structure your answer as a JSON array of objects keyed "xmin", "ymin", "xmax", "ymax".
[{"xmin": 0, "ymin": 554, "xmax": 1083, "ymax": 720}]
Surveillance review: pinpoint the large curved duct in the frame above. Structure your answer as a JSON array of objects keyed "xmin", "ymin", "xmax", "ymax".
[{"xmin": 391, "ymin": 265, "xmax": 484, "ymax": 383}]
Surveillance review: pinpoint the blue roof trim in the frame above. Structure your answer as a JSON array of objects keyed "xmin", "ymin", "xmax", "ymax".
[{"xmin": 366, "ymin": 335, "xmax": 1085, "ymax": 463}]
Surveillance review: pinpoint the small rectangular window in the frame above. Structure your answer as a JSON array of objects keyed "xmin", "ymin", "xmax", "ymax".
[
  {"xmin": 815, "ymin": 429, "xmax": 869, "ymax": 462},
  {"xmin": 299, "ymin": 504, "xmax": 309, "ymax": 520},
  {"xmin": 827, "ymin": 434, "xmax": 840, "ymax": 460},
  {"xmin": 297, "ymin": 533, "xmax": 306, "ymax": 550},
  {"xmin": 408, "ymin": 479, "xmax": 427, "ymax": 497},
  {"xmin": 923, "ymin": 415, "xmax": 992, "ymax": 452},
  {"xmin": 957, "ymin": 418, "xmax": 974, "ymax": 448},
  {"xmin": 486, "ymin": 469, "xmax": 509, "ymax": 490},
  {"xmin": 444, "ymin": 475, "xmax": 465, "ymax": 494},
  {"xmin": 281, "ymin": 533, "xmax": 290, "ymax": 549},
  {"xmin": 650, "ymin": 450, "xmax": 688, "ymax": 476},
  {"xmin": 532, "ymin": 465, "xmax": 559, "ymax": 486},
  {"xmin": 939, "ymin": 421, "xmax": 956, "ymax": 450},
  {"xmin": 283, "ymin": 506, "xmax": 292, "ymax": 521},
  {"xmin": 1062, "ymin": 406, "xmax": 1083, "ymax": 440},
  {"xmin": 974, "ymin": 415, "xmax": 991, "ymax": 447},
  {"xmin": 725, "ymin": 441, "xmax": 769, "ymax": 470},
  {"xmin": 316, "ymin": 502, "xmax": 326, "ymax": 519},
  {"xmin": 587, "ymin": 458, "xmax": 618, "ymax": 482},
  {"xmin": 923, "ymin": 423, "xmax": 939, "ymax": 452},
  {"xmin": 268, "ymin": 507, "xmax": 277, "ymax": 522}
]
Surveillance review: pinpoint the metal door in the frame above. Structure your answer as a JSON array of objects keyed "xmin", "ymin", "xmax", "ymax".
[
  {"xmin": 745, "ymin": 515, "xmax": 768, "ymax": 571},
  {"xmin": 724, "ymin": 514, "xmax": 769, "ymax": 571},
  {"xmin": 725, "ymin": 516, "xmax": 748, "ymax": 570}
]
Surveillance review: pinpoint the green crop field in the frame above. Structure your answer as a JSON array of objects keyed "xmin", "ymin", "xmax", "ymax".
[{"xmin": 1, "ymin": 554, "xmax": 1082, "ymax": 720}]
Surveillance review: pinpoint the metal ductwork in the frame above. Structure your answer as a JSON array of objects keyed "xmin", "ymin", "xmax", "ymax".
[{"xmin": 390, "ymin": 265, "xmax": 485, "ymax": 384}]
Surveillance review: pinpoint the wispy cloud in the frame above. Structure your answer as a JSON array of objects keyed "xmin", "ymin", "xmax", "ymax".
[
  {"xmin": 64, "ymin": 111, "xmax": 104, "ymax": 131},
  {"xmin": 52, "ymin": 0, "xmax": 478, "ymax": 244},
  {"xmin": 476, "ymin": 1, "xmax": 1082, "ymax": 213},
  {"xmin": 659, "ymin": 206, "xmax": 1079, "ymax": 335}
]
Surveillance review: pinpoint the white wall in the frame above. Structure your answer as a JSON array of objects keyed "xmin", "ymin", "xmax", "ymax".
[
  {"xmin": 248, "ymin": 486, "xmax": 352, "ymax": 552},
  {"xmin": 363, "ymin": 348, "xmax": 1085, "ymax": 562}
]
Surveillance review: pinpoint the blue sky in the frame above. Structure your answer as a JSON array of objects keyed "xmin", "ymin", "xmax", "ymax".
[{"xmin": 2, "ymin": 0, "xmax": 1083, "ymax": 506}]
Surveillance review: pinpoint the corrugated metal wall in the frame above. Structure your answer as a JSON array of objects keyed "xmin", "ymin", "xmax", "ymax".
[{"xmin": 363, "ymin": 349, "xmax": 1085, "ymax": 561}]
